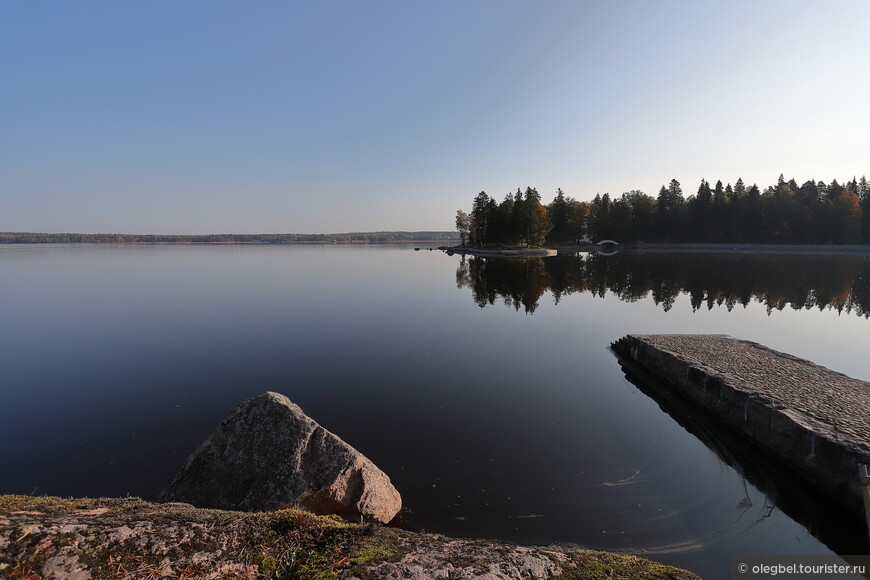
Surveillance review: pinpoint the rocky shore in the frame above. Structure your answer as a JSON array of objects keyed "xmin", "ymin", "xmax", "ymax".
[
  {"xmin": 0, "ymin": 391, "xmax": 701, "ymax": 578},
  {"xmin": 0, "ymin": 495, "xmax": 699, "ymax": 579}
]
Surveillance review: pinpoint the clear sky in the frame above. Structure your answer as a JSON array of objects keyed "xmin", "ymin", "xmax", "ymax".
[{"xmin": 2, "ymin": 1, "xmax": 868, "ymax": 234}]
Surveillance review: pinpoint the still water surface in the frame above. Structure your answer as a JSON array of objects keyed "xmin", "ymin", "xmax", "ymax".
[{"xmin": 2, "ymin": 244, "xmax": 868, "ymax": 579}]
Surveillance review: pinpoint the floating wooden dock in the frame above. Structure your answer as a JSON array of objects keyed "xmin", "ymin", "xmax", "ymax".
[{"xmin": 612, "ymin": 334, "xmax": 870, "ymax": 514}]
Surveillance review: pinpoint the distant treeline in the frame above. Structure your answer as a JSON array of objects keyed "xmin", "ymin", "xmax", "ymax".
[
  {"xmin": 457, "ymin": 175, "xmax": 870, "ymax": 246},
  {"xmin": 456, "ymin": 252, "xmax": 870, "ymax": 316},
  {"xmin": 0, "ymin": 231, "xmax": 459, "ymax": 244}
]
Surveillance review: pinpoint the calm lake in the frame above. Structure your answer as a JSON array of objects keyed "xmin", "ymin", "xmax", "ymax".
[{"xmin": 2, "ymin": 244, "xmax": 869, "ymax": 579}]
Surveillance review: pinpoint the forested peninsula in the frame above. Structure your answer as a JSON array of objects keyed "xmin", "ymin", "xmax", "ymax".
[
  {"xmin": 0, "ymin": 231, "xmax": 458, "ymax": 244},
  {"xmin": 456, "ymin": 175, "xmax": 870, "ymax": 246}
]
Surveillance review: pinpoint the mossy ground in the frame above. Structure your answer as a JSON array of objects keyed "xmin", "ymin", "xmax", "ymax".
[
  {"xmin": 557, "ymin": 551, "xmax": 698, "ymax": 579},
  {"xmin": 1, "ymin": 495, "xmax": 698, "ymax": 579},
  {"xmin": 0, "ymin": 495, "xmax": 400, "ymax": 579}
]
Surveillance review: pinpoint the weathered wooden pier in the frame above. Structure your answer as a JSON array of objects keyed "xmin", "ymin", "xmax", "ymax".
[{"xmin": 612, "ymin": 334, "xmax": 870, "ymax": 519}]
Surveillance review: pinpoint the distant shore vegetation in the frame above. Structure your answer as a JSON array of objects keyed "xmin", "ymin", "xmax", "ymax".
[
  {"xmin": 0, "ymin": 231, "xmax": 459, "ymax": 244},
  {"xmin": 456, "ymin": 175, "xmax": 870, "ymax": 246}
]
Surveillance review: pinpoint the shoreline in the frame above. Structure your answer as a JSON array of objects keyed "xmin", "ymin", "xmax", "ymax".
[
  {"xmin": 0, "ymin": 495, "xmax": 700, "ymax": 579},
  {"xmin": 557, "ymin": 242, "xmax": 870, "ymax": 255},
  {"xmin": 443, "ymin": 243, "xmax": 870, "ymax": 257},
  {"xmin": 442, "ymin": 246, "xmax": 558, "ymax": 257},
  {"xmin": 4, "ymin": 239, "xmax": 870, "ymax": 254}
]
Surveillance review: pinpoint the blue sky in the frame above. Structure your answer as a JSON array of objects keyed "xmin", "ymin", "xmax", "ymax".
[{"xmin": 2, "ymin": 1, "xmax": 868, "ymax": 234}]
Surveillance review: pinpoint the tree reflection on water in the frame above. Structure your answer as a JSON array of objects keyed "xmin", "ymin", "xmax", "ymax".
[{"xmin": 455, "ymin": 252, "xmax": 870, "ymax": 316}]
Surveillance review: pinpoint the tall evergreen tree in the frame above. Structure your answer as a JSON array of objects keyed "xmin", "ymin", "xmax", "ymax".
[
  {"xmin": 691, "ymin": 179, "xmax": 712, "ymax": 241},
  {"xmin": 744, "ymin": 184, "xmax": 762, "ymax": 242},
  {"xmin": 656, "ymin": 179, "xmax": 685, "ymax": 241},
  {"xmin": 858, "ymin": 176, "xmax": 870, "ymax": 242},
  {"xmin": 828, "ymin": 179, "xmax": 844, "ymax": 200},
  {"xmin": 712, "ymin": 180, "xmax": 729, "ymax": 241},
  {"xmin": 470, "ymin": 191, "xmax": 492, "ymax": 246},
  {"xmin": 726, "ymin": 180, "xmax": 744, "ymax": 241},
  {"xmin": 495, "ymin": 193, "xmax": 516, "ymax": 245},
  {"xmin": 548, "ymin": 188, "xmax": 570, "ymax": 243}
]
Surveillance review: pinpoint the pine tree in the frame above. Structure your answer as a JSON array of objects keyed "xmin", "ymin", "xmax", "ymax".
[
  {"xmin": 470, "ymin": 191, "xmax": 492, "ymax": 246},
  {"xmin": 548, "ymin": 188, "xmax": 569, "ymax": 243},
  {"xmin": 656, "ymin": 179, "xmax": 685, "ymax": 241},
  {"xmin": 858, "ymin": 176, "xmax": 870, "ymax": 242}
]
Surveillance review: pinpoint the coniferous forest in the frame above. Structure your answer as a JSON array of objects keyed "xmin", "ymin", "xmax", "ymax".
[{"xmin": 456, "ymin": 175, "xmax": 870, "ymax": 246}]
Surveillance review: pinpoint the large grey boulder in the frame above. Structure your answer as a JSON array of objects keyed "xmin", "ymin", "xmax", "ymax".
[{"xmin": 162, "ymin": 392, "xmax": 401, "ymax": 523}]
